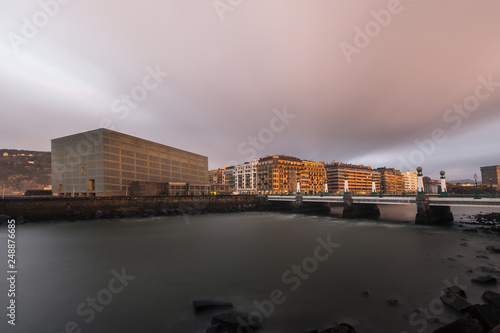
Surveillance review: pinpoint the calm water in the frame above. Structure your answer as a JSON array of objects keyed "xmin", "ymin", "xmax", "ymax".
[{"xmin": 1, "ymin": 206, "xmax": 500, "ymax": 333}]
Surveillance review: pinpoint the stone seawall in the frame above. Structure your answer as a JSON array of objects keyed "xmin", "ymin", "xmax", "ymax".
[{"xmin": 0, "ymin": 195, "xmax": 263, "ymax": 221}]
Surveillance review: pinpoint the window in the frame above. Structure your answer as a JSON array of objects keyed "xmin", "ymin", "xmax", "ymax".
[
  {"xmin": 58, "ymin": 184, "xmax": 62, "ymax": 192},
  {"xmin": 88, "ymin": 179, "xmax": 95, "ymax": 191},
  {"xmin": 81, "ymin": 167, "xmax": 85, "ymax": 174}
]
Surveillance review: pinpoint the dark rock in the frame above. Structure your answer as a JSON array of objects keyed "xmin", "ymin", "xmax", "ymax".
[
  {"xmin": 386, "ymin": 299, "xmax": 399, "ymax": 306},
  {"xmin": 206, "ymin": 324, "xmax": 223, "ymax": 333},
  {"xmin": 193, "ymin": 299, "xmax": 233, "ymax": 311},
  {"xmin": 361, "ymin": 291, "xmax": 369, "ymax": 297},
  {"xmin": 478, "ymin": 265, "xmax": 500, "ymax": 274},
  {"xmin": 467, "ymin": 304, "xmax": 500, "ymax": 331},
  {"xmin": 440, "ymin": 293, "xmax": 472, "ymax": 312},
  {"xmin": 486, "ymin": 246, "xmax": 500, "ymax": 254},
  {"xmin": 321, "ymin": 323, "xmax": 357, "ymax": 333},
  {"xmin": 462, "ymin": 242, "xmax": 469, "ymax": 247},
  {"xmin": 443, "ymin": 285, "xmax": 467, "ymax": 298},
  {"xmin": 434, "ymin": 318, "xmax": 484, "ymax": 333},
  {"xmin": 15, "ymin": 216, "xmax": 25, "ymax": 224},
  {"xmin": 0, "ymin": 214, "xmax": 10, "ymax": 225},
  {"xmin": 471, "ymin": 276, "xmax": 498, "ymax": 285},
  {"xmin": 464, "ymin": 228, "xmax": 478, "ymax": 232},
  {"xmin": 483, "ymin": 291, "xmax": 500, "ymax": 303},
  {"xmin": 211, "ymin": 311, "xmax": 263, "ymax": 333},
  {"xmin": 476, "ymin": 255, "xmax": 490, "ymax": 259},
  {"xmin": 95, "ymin": 211, "xmax": 103, "ymax": 218},
  {"xmin": 490, "ymin": 324, "xmax": 500, "ymax": 332}
]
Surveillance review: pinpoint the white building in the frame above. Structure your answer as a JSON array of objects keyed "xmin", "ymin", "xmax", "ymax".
[
  {"xmin": 235, "ymin": 159, "xmax": 258, "ymax": 194},
  {"xmin": 402, "ymin": 171, "xmax": 418, "ymax": 194}
]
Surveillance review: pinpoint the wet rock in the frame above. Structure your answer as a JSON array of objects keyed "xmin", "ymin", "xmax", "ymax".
[
  {"xmin": 467, "ymin": 304, "xmax": 500, "ymax": 331},
  {"xmin": 477, "ymin": 255, "xmax": 490, "ymax": 259},
  {"xmin": 483, "ymin": 291, "xmax": 500, "ymax": 310},
  {"xmin": 0, "ymin": 214, "xmax": 10, "ymax": 225},
  {"xmin": 443, "ymin": 285, "xmax": 467, "ymax": 298},
  {"xmin": 477, "ymin": 266, "xmax": 500, "ymax": 274},
  {"xmin": 206, "ymin": 323, "xmax": 223, "ymax": 333},
  {"xmin": 486, "ymin": 246, "xmax": 500, "ymax": 254},
  {"xmin": 386, "ymin": 299, "xmax": 399, "ymax": 306},
  {"xmin": 95, "ymin": 210, "xmax": 103, "ymax": 218},
  {"xmin": 193, "ymin": 299, "xmax": 233, "ymax": 311},
  {"xmin": 434, "ymin": 318, "xmax": 484, "ymax": 333},
  {"xmin": 440, "ymin": 293, "xmax": 472, "ymax": 312},
  {"xmin": 210, "ymin": 311, "xmax": 263, "ymax": 333},
  {"xmin": 321, "ymin": 323, "xmax": 357, "ymax": 333},
  {"xmin": 471, "ymin": 276, "xmax": 498, "ymax": 285}
]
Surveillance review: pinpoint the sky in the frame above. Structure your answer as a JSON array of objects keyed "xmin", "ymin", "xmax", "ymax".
[{"xmin": 1, "ymin": 0, "xmax": 499, "ymax": 180}]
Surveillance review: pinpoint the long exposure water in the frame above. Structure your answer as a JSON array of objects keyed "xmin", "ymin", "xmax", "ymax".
[{"xmin": 1, "ymin": 206, "xmax": 500, "ymax": 333}]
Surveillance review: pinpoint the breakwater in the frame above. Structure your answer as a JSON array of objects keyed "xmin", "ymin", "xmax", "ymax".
[{"xmin": 0, "ymin": 195, "xmax": 264, "ymax": 221}]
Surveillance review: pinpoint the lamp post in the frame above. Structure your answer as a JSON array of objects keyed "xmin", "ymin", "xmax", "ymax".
[{"xmin": 474, "ymin": 173, "xmax": 479, "ymax": 196}]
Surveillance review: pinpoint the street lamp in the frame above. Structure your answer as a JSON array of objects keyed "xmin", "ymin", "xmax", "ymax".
[{"xmin": 474, "ymin": 173, "xmax": 479, "ymax": 196}]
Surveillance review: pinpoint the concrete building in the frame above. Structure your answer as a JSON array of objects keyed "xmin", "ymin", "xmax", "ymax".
[
  {"xmin": 130, "ymin": 181, "xmax": 209, "ymax": 196},
  {"xmin": 257, "ymin": 155, "xmax": 302, "ymax": 194},
  {"xmin": 300, "ymin": 160, "xmax": 326, "ymax": 194},
  {"xmin": 480, "ymin": 165, "xmax": 500, "ymax": 186},
  {"xmin": 223, "ymin": 166, "xmax": 236, "ymax": 192},
  {"xmin": 208, "ymin": 168, "xmax": 224, "ymax": 184},
  {"xmin": 402, "ymin": 171, "xmax": 418, "ymax": 194},
  {"xmin": 325, "ymin": 162, "xmax": 380, "ymax": 194},
  {"xmin": 51, "ymin": 128, "xmax": 208, "ymax": 197},
  {"xmin": 235, "ymin": 159, "xmax": 258, "ymax": 194},
  {"xmin": 256, "ymin": 155, "xmax": 325, "ymax": 194},
  {"xmin": 377, "ymin": 167, "xmax": 404, "ymax": 194}
]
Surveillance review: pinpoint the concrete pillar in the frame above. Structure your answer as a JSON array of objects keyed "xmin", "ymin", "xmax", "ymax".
[
  {"xmin": 324, "ymin": 179, "xmax": 328, "ymax": 194},
  {"xmin": 296, "ymin": 177, "xmax": 300, "ymax": 195},
  {"xmin": 342, "ymin": 193, "xmax": 380, "ymax": 218},
  {"xmin": 344, "ymin": 173, "xmax": 349, "ymax": 194},
  {"xmin": 440, "ymin": 170, "xmax": 447, "ymax": 195},
  {"xmin": 415, "ymin": 193, "xmax": 453, "ymax": 225},
  {"xmin": 417, "ymin": 166, "xmax": 424, "ymax": 194}
]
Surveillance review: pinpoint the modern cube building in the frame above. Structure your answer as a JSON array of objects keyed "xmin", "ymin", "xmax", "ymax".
[
  {"xmin": 480, "ymin": 165, "xmax": 500, "ymax": 186},
  {"xmin": 51, "ymin": 128, "xmax": 208, "ymax": 196}
]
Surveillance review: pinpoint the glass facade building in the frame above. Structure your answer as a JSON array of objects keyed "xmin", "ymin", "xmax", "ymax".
[{"xmin": 51, "ymin": 128, "xmax": 208, "ymax": 196}]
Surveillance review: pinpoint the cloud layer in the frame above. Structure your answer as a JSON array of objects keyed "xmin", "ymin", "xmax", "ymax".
[{"xmin": 1, "ymin": 0, "xmax": 499, "ymax": 179}]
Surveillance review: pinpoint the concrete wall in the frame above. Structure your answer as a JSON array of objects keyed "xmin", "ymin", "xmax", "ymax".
[{"xmin": 0, "ymin": 195, "xmax": 259, "ymax": 221}]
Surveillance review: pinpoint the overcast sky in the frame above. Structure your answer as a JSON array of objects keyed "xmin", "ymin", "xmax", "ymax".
[{"xmin": 1, "ymin": 0, "xmax": 499, "ymax": 180}]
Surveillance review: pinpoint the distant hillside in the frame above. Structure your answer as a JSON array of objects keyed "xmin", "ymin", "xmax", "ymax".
[
  {"xmin": 448, "ymin": 179, "xmax": 480, "ymax": 184},
  {"xmin": 0, "ymin": 150, "xmax": 51, "ymax": 195}
]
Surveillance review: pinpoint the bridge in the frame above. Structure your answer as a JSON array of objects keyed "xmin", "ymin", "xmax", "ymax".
[
  {"xmin": 267, "ymin": 194, "xmax": 500, "ymax": 224},
  {"xmin": 266, "ymin": 167, "xmax": 500, "ymax": 224}
]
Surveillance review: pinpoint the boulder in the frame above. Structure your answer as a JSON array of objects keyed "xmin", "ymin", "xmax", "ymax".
[
  {"xmin": 489, "ymin": 324, "xmax": 500, "ymax": 332},
  {"xmin": 472, "ymin": 276, "xmax": 498, "ymax": 285},
  {"xmin": 0, "ymin": 214, "xmax": 10, "ymax": 225},
  {"xmin": 434, "ymin": 318, "xmax": 484, "ymax": 333},
  {"xmin": 468, "ymin": 304, "xmax": 500, "ymax": 331},
  {"xmin": 483, "ymin": 291, "xmax": 500, "ymax": 303},
  {"xmin": 443, "ymin": 285, "xmax": 467, "ymax": 298},
  {"xmin": 386, "ymin": 299, "xmax": 399, "ymax": 306},
  {"xmin": 210, "ymin": 311, "xmax": 263, "ymax": 333},
  {"xmin": 95, "ymin": 210, "xmax": 104, "ymax": 218},
  {"xmin": 193, "ymin": 299, "xmax": 233, "ymax": 311},
  {"xmin": 440, "ymin": 293, "xmax": 472, "ymax": 312}
]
